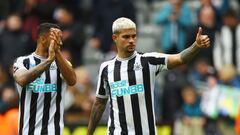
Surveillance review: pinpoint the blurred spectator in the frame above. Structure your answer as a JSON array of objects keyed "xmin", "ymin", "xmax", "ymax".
[
  {"xmin": 24, "ymin": 0, "xmax": 58, "ymax": 23},
  {"xmin": 161, "ymin": 65, "xmax": 190, "ymax": 126},
  {"xmin": 0, "ymin": 85, "xmax": 19, "ymax": 135},
  {"xmin": 175, "ymin": 86, "xmax": 205, "ymax": 135},
  {"xmin": 54, "ymin": 6, "xmax": 86, "ymax": 67},
  {"xmin": 21, "ymin": 0, "xmax": 62, "ymax": 41},
  {"xmin": 201, "ymin": 75, "xmax": 219, "ymax": 119},
  {"xmin": 0, "ymin": 64, "xmax": 7, "ymax": 88},
  {"xmin": 0, "ymin": 14, "xmax": 33, "ymax": 84},
  {"xmin": 90, "ymin": 0, "xmax": 136, "ymax": 55},
  {"xmin": 201, "ymin": 75, "xmax": 222, "ymax": 135},
  {"xmin": 57, "ymin": 0, "xmax": 82, "ymax": 21},
  {"xmin": 65, "ymin": 66, "xmax": 94, "ymax": 123},
  {"xmin": 154, "ymin": 0, "xmax": 193, "ymax": 54},
  {"xmin": 189, "ymin": 58, "xmax": 215, "ymax": 85},
  {"xmin": 186, "ymin": 6, "xmax": 217, "ymax": 66},
  {"xmin": 217, "ymin": 64, "xmax": 240, "ymax": 88},
  {"xmin": 213, "ymin": 9, "xmax": 240, "ymax": 74},
  {"xmin": 199, "ymin": 0, "xmax": 230, "ymax": 30}
]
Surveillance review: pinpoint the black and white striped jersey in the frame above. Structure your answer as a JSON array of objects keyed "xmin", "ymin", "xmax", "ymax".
[
  {"xmin": 96, "ymin": 51, "xmax": 168, "ymax": 135},
  {"xmin": 13, "ymin": 53, "xmax": 67, "ymax": 135}
]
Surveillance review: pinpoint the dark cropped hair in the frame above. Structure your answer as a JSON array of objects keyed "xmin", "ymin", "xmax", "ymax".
[{"xmin": 36, "ymin": 23, "xmax": 60, "ymax": 39}]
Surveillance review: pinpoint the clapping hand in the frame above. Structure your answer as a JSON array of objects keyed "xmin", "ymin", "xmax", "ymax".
[{"xmin": 50, "ymin": 28, "xmax": 63, "ymax": 51}]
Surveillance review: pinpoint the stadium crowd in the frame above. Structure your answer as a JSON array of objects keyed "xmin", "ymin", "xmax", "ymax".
[{"xmin": 0, "ymin": 0, "xmax": 240, "ymax": 135}]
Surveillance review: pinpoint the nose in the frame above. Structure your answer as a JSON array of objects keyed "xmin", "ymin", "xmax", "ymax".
[{"xmin": 129, "ymin": 37, "xmax": 135, "ymax": 43}]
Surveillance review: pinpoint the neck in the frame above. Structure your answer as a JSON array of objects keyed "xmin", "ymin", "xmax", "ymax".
[
  {"xmin": 117, "ymin": 51, "xmax": 135, "ymax": 59},
  {"xmin": 35, "ymin": 43, "xmax": 48, "ymax": 58}
]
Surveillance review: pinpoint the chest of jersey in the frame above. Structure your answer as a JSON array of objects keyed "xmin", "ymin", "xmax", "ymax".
[{"xmin": 26, "ymin": 62, "xmax": 58, "ymax": 93}]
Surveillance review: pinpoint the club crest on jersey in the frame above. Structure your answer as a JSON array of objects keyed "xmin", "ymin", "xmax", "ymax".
[
  {"xmin": 134, "ymin": 62, "xmax": 143, "ymax": 71},
  {"xmin": 50, "ymin": 63, "xmax": 57, "ymax": 70}
]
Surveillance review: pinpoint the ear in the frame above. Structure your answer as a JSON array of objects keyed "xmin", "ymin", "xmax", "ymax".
[
  {"xmin": 39, "ymin": 35, "xmax": 47, "ymax": 43},
  {"xmin": 112, "ymin": 34, "xmax": 118, "ymax": 42}
]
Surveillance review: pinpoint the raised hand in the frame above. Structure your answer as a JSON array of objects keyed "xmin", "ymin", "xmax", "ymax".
[
  {"xmin": 195, "ymin": 27, "xmax": 210, "ymax": 48},
  {"xmin": 47, "ymin": 40, "xmax": 56, "ymax": 62},
  {"xmin": 50, "ymin": 28, "xmax": 63, "ymax": 51}
]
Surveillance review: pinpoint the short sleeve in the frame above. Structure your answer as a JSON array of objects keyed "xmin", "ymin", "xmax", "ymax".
[
  {"xmin": 95, "ymin": 62, "xmax": 109, "ymax": 99},
  {"xmin": 142, "ymin": 52, "xmax": 168, "ymax": 73},
  {"xmin": 13, "ymin": 57, "xmax": 28, "ymax": 73}
]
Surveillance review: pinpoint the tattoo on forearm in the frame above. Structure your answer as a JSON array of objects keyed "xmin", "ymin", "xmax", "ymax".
[
  {"xmin": 27, "ymin": 61, "xmax": 51, "ymax": 83},
  {"xmin": 180, "ymin": 42, "xmax": 200, "ymax": 64},
  {"xmin": 88, "ymin": 98, "xmax": 107, "ymax": 135}
]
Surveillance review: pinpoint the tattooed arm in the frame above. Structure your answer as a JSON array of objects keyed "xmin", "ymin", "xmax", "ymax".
[
  {"xmin": 13, "ymin": 42, "xmax": 56, "ymax": 87},
  {"xmin": 167, "ymin": 27, "xmax": 210, "ymax": 69},
  {"xmin": 87, "ymin": 97, "xmax": 108, "ymax": 135}
]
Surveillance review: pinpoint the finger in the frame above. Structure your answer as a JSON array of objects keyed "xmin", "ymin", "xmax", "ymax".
[
  {"xmin": 56, "ymin": 31, "xmax": 62, "ymax": 45},
  {"xmin": 205, "ymin": 41, "xmax": 210, "ymax": 46},
  {"xmin": 51, "ymin": 29, "xmax": 62, "ymax": 45},
  {"xmin": 49, "ymin": 41, "xmax": 55, "ymax": 51},
  {"xmin": 197, "ymin": 27, "xmax": 202, "ymax": 38},
  {"xmin": 58, "ymin": 31, "xmax": 63, "ymax": 45},
  {"xmin": 202, "ymin": 38, "xmax": 210, "ymax": 44},
  {"xmin": 49, "ymin": 34, "xmax": 58, "ymax": 43},
  {"xmin": 202, "ymin": 40, "xmax": 210, "ymax": 46}
]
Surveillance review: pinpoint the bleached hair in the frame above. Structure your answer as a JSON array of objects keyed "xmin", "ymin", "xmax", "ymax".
[{"xmin": 112, "ymin": 17, "xmax": 136, "ymax": 34}]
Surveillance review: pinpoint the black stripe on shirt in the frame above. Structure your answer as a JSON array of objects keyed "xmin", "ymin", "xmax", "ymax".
[
  {"xmin": 41, "ymin": 66, "xmax": 52, "ymax": 135},
  {"xmin": 128, "ymin": 57, "xmax": 143, "ymax": 135},
  {"xmin": 114, "ymin": 60, "xmax": 128, "ymax": 134},
  {"xmin": 98, "ymin": 66, "xmax": 108, "ymax": 95},
  {"xmin": 141, "ymin": 57, "xmax": 155, "ymax": 135},
  {"xmin": 19, "ymin": 58, "xmax": 30, "ymax": 135},
  {"xmin": 54, "ymin": 69, "xmax": 62, "ymax": 135},
  {"xmin": 106, "ymin": 65, "xmax": 114, "ymax": 135},
  {"xmin": 28, "ymin": 57, "xmax": 41, "ymax": 135},
  {"xmin": 148, "ymin": 57, "xmax": 165, "ymax": 65}
]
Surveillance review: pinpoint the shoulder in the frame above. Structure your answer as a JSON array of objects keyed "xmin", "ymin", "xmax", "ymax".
[
  {"xmin": 100, "ymin": 58, "xmax": 116, "ymax": 68},
  {"xmin": 14, "ymin": 55, "xmax": 30, "ymax": 63},
  {"xmin": 141, "ymin": 52, "xmax": 168, "ymax": 58}
]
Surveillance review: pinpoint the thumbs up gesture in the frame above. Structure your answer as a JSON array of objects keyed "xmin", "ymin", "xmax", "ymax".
[{"xmin": 195, "ymin": 27, "xmax": 210, "ymax": 48}]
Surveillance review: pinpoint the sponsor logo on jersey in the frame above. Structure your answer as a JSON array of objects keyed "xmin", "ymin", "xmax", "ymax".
[
  {"xmin": 110, "ymin": 80, "xmax": 144, "ymax": 97},
  {"xmin": 26, "ymin": 78, "xmax": 57, "ymax": 93}
]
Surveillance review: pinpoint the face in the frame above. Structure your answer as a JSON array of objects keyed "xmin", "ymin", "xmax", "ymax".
[
  {"xmin": 6, "ymin": 15, "xmax": 22, "ymax": 31},
  {"xmin": 39, "ymin": 28, "xmax": 62, "ymax": 49},
  {"xmin": 182, "ymin": 88, "xmax": 196, "ymax": 105},
  {"xmin": 113, "ymin": 28, "xmax": 136, "ymax": 54},
  {"xmin": 40, "ymin": 33, "xmax": 51, "ymax": 49}
]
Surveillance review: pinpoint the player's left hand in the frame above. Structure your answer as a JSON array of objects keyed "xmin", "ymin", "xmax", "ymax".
[
  {"xmin": 195, "ymin": 27, "xmax": 210, "ymax": 48},
  {"xmin": 50, "ymin": 28, "xmax": 63, "ymax": 46}
]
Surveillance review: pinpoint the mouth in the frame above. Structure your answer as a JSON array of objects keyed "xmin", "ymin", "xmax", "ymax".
[{"xmin": 128, "ymin": 44, "xmax": 135, "ymax": 48}]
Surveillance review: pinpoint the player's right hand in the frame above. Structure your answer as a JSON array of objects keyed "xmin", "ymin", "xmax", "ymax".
[{"xmin": 47, "ymin": 40, "xmax": 56, "ymax": 62}]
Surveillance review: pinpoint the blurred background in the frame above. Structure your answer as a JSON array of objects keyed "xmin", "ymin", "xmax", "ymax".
[{"xmin": 0, "ymin": 0, "xmax": 240, "ymax": 135}]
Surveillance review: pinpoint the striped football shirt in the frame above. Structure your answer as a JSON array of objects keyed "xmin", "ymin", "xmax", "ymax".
[
  {"xmin": 96, "ymin": 51, "xmax": 168, "ymax": 135},
  {"xmin": 13, "ymin": 53, "xmax": 67, "ymax": 135}
]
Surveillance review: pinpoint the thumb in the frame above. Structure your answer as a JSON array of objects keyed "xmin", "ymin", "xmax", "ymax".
[
  {"xmin": 197, "ymin": 27, "xmax": 202, "ymax": 38},
  {"xmin": 49, "ymin": 40, "xmax": 55, "ymax": 51}
]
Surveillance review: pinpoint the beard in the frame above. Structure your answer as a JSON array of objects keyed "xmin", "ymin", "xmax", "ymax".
[{"xmin": 127, "ymin": 45, "xmax": 135, "ymax": 53}]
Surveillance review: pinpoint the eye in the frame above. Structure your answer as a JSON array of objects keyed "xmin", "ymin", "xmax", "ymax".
[
  {"xmin": 132, "ymin": 34, "xmax": 136, "ymax": 38},
  {"xmin": 122, "ymin": 35, "xmax": 130, "ymax": 39}
]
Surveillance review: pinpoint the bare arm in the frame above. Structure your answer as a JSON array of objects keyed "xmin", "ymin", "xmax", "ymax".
[
  {"xmin": 50, "ymin": 28, "xmax": 76, "ymax": 86},
  {"xmin": 167, "ymin": 27, "xmax": 210, "ymax": 69},
  {"xmin": 55, "ymin": 50, "xmax": 76, "ymax": 86},
  {"xmin": 13, "ymin": 43, "xmax": 55, "ymax": 87},
  {"xmin": 87, "ymin": 97, "xmax": 108, "ymax": 135}
]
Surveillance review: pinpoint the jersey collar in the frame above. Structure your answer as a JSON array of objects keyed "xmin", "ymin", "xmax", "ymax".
[
  {"xmin": 116, "ymin": 51, "xmax": 137, "ymax": 61},
  {"xmin": 32, "ymin": 52, "xmax": 47, "ymax": 60}
]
